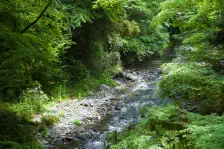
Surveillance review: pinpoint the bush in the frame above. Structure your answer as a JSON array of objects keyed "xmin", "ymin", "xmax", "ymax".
[
  {"xmin": 67, "ymin": 70, "xmax": 117, "ymax": 99},
  {"xmin": 0, "ymin": 105, "xmax": 43, "ymax": 148},
  {"xmin": 155, "ymin": 62, "xmax": 224, "ymax": 114},
  {"xmin": 186, "ymin": 113, "xmax": 224, "ymax": 149},
  {"xmin": 65, "ymin": 59, "xmax": 90, "ymax": 82},
  {"xmin": 4, "ymin": 86, "xmax": 51, "ymax": 121},
  {"xmin": 108, "ymin": 105, "xmax": 224, "ymax": 149}
]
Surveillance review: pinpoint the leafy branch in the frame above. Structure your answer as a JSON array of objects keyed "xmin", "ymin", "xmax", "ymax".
[{"xmin": 20, "ymin": 0, "xmax": 53, "ymax": 33}]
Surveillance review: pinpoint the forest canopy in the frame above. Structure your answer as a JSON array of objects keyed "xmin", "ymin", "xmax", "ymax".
[{"xmin": 0, "ymin": 0, "xmax": 170, "ymax": 101}]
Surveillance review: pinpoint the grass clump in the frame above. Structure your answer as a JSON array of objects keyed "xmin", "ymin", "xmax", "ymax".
[
  {"xmin": 59, "ymin": 111, "xmax": 65, "ymax": 117},
  {"xmin": 41, "ymin": 115, "xmax": 60, "ymax": 127},
  {"xmin": 38, "ymin": 125, "xmax": 48, "ymax": 137},
  {"xmin": 72, "ymin": 120, "xmax": 81, "ymax": 126}
]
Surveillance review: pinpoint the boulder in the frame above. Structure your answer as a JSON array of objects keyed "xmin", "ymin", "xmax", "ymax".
[
  {"xmin": 114, "ymin": 105, "xmax": 121, "ymax": 110},
  {"xmin": 157, "ymin": 68, "xmax": 162, "ymax": 74},
  {"xmin": 65, "ymin": 136, "xmax": 74, "ymax": 142},
  {"xmin": 125, "ymin": 73, "xmax": 137, "ymax": 82}
]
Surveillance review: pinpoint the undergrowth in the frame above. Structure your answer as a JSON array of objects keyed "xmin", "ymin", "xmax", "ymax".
[
  {"xmin": 0, "ymin": 68, "xmax": 119, "ymax": 149},
  {"xmin": 41, "ymin": 115, "xmax": 60, "ymax": 127},
  {"xmin": 0, "ymin": 104, "xmax": 44, "ymax": 149},
  {"xmin": 154, "ymin": 62, "xmax": 224, "ymax": 114},
  {"xmin": 107, "ymin": 104, "xmax": 224, "ymax": 149},
  {"xmin": 66, "ymin": 70, "xmax": 118, "ymax": 99}
]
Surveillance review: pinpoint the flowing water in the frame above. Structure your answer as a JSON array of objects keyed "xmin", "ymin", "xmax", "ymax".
[{"xmin": 81, "ymin": 52, "xmax": 175, "ymax": 149}]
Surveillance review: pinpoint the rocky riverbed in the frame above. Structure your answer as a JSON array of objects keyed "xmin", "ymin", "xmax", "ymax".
[
  {"xmin": 38, "ymin": 51, "xmax": 176, "ymax": 149},
  {"xmin": 38, "ymin": 68, "xmax": 166, "ymax": 149}
]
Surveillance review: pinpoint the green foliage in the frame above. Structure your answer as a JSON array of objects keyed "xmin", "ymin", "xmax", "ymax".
[
  {"xmin": 120, "ymin": 0, "xmax": 169, "ymax": 61},
  {"xmin": 119, "ymin": 20, "xmax": 140, "ymax": 36},
  {"xmin": 186, "ymin": 113, "xmax": 224, "ymax": 149},
  {"xmin": 108, "ymin": 105, "xmax": 224, "ymax": 149},
  {"xmin": 109, "ymin": 134, "xmax": 151, "ymax": 149},
  {"xmin": 93, "ymin": 0, "xmax": 126, "ymax": 22},
  {"xmin": 72, "ymin": 119, "xmax": 81, "ymax": 126},
  {"xmin": 153, "ymin": 0, "xmax": 224, "ymax": 73},
  {"xmin": 0, "ymin": 0, "xmax": 72, "ymax": 100},
  {"xmin": 93, "ymin": 0, "xmax": 123, "ymax": 8},
  {"xmin": 88, "ymin": 41, "xmax": 121, "ymax": 75},
  {"xmin": 0, "ymin": 104, "xmax": 43, "ymax": 149},
  {"xmin": 62, "ymin": 0, "xmax": 94, "ymax": 28},
  {"xmin": 1, "ymin": 0, "xmax": 223, "ymax": 148},
  {"xmin": 16, "ymin": 88, "xmax": 49, "ymax": 114},
  {"xmin": 0, "ymin": 0, "xmax": 171, "ymax": 101},
  {"xmin": 41, "ymin": 115, "xmax": 60, "ymax": 127},
  {"xmin": 153, "ymin": 0, "xmax": 224, "ymax": 115},
  {"xmin": 68, "ymin": 71, "xmax": 117, "ymax": 98},
  {"xmin": 38, "ymin": 125, "xmax": 48, "ymax": 137},
  {"xmin": 108, "ymin": 105, "xmax": 185, "ymax": 149},
  {"xmin": 0, "ymin": 141, "xmax": 43, "ymax": 149},
  {"xmin": 66, "ymin": 60, "xmax": 90, "ymax": 82},
  {"xmin": 59, "ymin": 110, "xmax": 65, "ymax": 117},
  {"xmin": 0, "ymin": 0, "xmax": 123, "ymax": 102},
  {"xmin": 112, "ymin": 1, "xmax": 224, "ymax": 148},
  {"xmin": 155, "ymin": 62, "xmax": 224, "ymax": 114}
]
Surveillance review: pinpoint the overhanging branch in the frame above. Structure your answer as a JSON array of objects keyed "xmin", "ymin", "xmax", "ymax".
[{"xmin": 20, "ymin": 0, "xmax": 53, "ymax": 33}]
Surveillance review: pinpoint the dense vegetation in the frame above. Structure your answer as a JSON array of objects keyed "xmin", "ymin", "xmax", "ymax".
[
  {"xmin": 108, "ymin": 105, "xmax": 224, "ymax": 149},
  {"xmin": 0, "ymin": 0, "xmax": 169, "ymax": 148},
  {"xmin": 0, "ymin": 0, "xmax": 169, "ymax": 100},
  {"xmin": 0, "ymin": 0, "xmax": 223, "ymax": 148},
  {"xmin": 154, "ymin": 0, "xmax": 224, "ymax": 115},
  {"xmin": 108, "ymin": 0, "xmax": 224, "ymax": 149}
]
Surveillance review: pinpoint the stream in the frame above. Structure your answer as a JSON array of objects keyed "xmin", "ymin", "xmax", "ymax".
[
  {"xmin": 42, "ymin": 51, "xmax": 175, "ymax": 149},
  {"xmin": 83, "ymin": 52, "xmax": 175, "ymax": 149}
]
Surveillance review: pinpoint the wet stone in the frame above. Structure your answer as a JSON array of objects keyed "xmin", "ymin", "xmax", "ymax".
[
  {"xmin": 110, "ymin": 98, "xmax": 118, "ymax": 101},
  {"xmin": 80, "ymin": 103, "xmax": 89, "ymax": 107},
  {"xmin": 65, "ymin": 136, "xmax": 74, "ymax": 142},
  {"xmin": 114, "ymin": 105, "xmax": 121, "ymax": 110}
]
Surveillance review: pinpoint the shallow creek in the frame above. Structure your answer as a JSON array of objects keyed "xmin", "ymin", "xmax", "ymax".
[{"xmin": 42, "ymin": 52, "xmax": 175, "ymax": 149}]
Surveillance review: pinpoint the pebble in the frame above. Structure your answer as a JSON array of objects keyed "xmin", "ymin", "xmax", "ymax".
[{"xmin": 80, "ymin": 103, "xmax": 89, "ymax": 107}]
